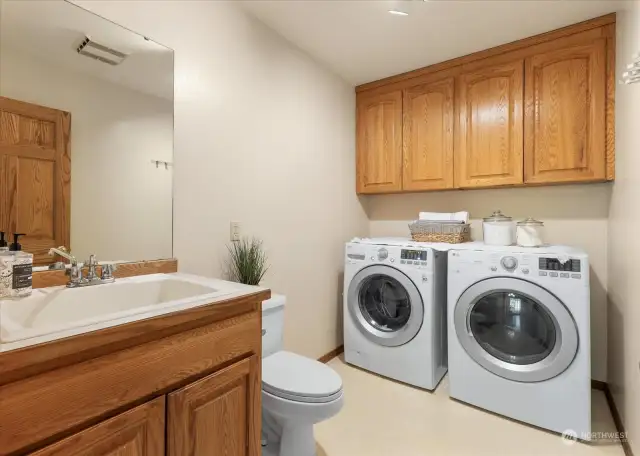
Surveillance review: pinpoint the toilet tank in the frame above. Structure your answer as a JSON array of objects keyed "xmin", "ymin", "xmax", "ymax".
[{"xmin": 262, "ymin": 294, "xmax": 285, "ymax": 358}]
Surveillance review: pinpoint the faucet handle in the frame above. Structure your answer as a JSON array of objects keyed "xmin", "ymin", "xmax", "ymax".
[
  {"xmin": 66, "ymin": 264, "xmax": 83, "ymax": 284},
  {"xmin": 84, "ymin": 254, "xmax": 98, "ymax": 267},
  {"xmin": 101, "ymin": 263, "xmax": 117, "ymax": 280}
]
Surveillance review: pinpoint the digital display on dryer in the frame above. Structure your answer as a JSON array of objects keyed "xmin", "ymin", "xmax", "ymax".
[
  {"xmin": 401, "ymin": 250, "xmax": 428, "ymax": 261},
  {"xmin": 538, "ymin": 258, "xmax": 581, "ymax": 272}
]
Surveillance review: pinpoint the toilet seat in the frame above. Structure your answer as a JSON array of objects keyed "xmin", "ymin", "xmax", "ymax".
[{"xmin": 262, "ymin": 351, "xmax": 343, "ymax": 404}]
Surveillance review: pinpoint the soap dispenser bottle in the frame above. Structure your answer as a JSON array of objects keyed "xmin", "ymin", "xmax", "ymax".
[{"xmin": 0, "ymin": 233, "xmax": 33, "ymax": 299}]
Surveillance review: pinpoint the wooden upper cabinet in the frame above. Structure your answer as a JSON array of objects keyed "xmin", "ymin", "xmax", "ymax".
[
  {"xmin": 168, "ymin": 356, "xmax": 260, "ymax": 456},
  {"xmin": 403, "ymin": 78, "xmax": 454, "ymax": 191},
  {"xmin": 355, "ymin": 16, "xmax": 615, "ymax": 194},
  {"xmin": 524, "ymin": 38, "xmax": 607, "ymax": 183},
  {"xmin": 356, "ymin": 91, "xmax": 403, "ymax": 193},
  {"xmin": 30, "ymin": 397, "xmax": 165, "ymax": 456},
  {"xmin": 456, "ymin": 60, "xmax": 524, "ymax": 188},
  {"xmin": 0, "ymin": 96, "xmax": 70, "ymax": 265}
]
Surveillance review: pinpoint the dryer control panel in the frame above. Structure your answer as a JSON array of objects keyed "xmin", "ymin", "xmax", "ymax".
[
  {"xmin": 449, "ymin": 249, "xmax": 588, "ymax": 285},
  {"xmin": 401, "ymin": 249, "xmax": 428, "ymax": 262}
]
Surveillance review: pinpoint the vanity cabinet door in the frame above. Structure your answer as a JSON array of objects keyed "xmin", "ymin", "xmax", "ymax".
[
  {"xmin": 0, "ymin": 96, "xmax": 71, "ymax": 266},
  {"xmin": 524, "ymin": 38, "xmax": 607, "ymax": 184},
  {"xmin": 356, "ymin": 91, "xmax": 403, "ymax": 194},
  {"xmin": 30, "ymin": 397, "xmax": 165, "ymax": 456},
  {"xmin": 167, "ymin": 355, "xmax": 261, "ymax": 456},
  {"xmin": 455, "ymin": 60, "xmax": 524, "ymax": 188}
]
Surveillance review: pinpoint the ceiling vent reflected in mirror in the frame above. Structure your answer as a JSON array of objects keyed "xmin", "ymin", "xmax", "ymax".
[{"xmin": 76, "ymin": 36, "xmax": 127, "ymax": 66}]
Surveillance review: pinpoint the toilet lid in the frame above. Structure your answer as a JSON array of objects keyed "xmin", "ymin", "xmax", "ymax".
[{"xmin": 262, "ymin": 351, "xmax": 343, "ymax": 404}]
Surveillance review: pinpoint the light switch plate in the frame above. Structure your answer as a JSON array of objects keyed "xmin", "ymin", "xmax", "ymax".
[{"xmin": 230, "ymin": 221, "xmax": 241, "ymax": 241}]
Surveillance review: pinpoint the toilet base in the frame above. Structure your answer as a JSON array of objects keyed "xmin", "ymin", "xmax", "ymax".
[
  {"xmin": 261, "ymin": 385, "xmax": 343, "ymax": 456},
  {"xmin": 262, "ymin": 408, "xmax": 317, "ymax": 456}
]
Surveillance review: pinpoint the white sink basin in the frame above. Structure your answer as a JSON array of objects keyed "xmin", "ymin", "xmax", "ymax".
[{"xmin": 1, "ymin": 273, "xmax": 235, "ymax": 346}]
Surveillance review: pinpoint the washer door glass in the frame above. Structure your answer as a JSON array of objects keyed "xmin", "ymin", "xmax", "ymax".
[
  {"xmin": 348, "ymin": 265, "xmax": 424, "ymax": 347},
  {"xmin": 359, "ymin": 275, "xmax": 411, "ymax": 332},
  {"xmin": 469, "ymin": 292, "xmax": 556, "ymax": 365},
  {"xmin": 454, "ymin": 277, "xmax": 579, "ymax": 382}
]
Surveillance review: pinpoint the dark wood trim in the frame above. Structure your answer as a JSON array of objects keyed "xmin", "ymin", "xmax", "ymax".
[
  {"xmin": 0, "ymin": 289, "xmax": 270, "ymax": 386},
  {"xmin": 33, "ymin": 258, "xmax": 179, "ymax": 288},
  {"xmin": 317, "ymin": 345, "xmax": 344, "ymax": 364},
  {"xmin": 591, "ymin": 380, "xmax": 634, "ymax": 456},
  {"xmin": 356, "ymin": 13, "xmax": 616, "ymax": 93}
]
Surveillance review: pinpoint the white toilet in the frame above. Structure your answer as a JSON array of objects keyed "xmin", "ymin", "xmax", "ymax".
[{"xmin": 262, "ymin": 295, "xmax": 344, "ymax": 456}]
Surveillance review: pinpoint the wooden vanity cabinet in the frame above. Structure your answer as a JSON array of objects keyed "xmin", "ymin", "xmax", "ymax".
[
  {"xmin": 26, "ymin": 356, "xmax": 261, "ymax": 456},
  {"xmin": 30, "ymin": 397, "xmax": 166, "ymax": 456},
  {"xmin": 354, "ymin": 14, "xmax": 615, "ymax": 194},
  {"xmin": 1, "ymin": 291, "xmax": 268, "ymax": 456},
  {"xmin": 168, "ymin": 356, "xmax": 260, "ymax": 456}
]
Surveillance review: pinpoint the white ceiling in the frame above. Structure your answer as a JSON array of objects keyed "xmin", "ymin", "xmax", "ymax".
[
  {"xmin": 0, "ymin": 0, "xmax": 173, "ymax": 100},
  {"xmin": 240, "ymin": 0, "xmax": 626, "ymax": 86}
]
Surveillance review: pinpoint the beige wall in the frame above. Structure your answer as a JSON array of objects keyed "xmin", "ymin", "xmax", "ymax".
[
  {"xmin": 0, "ymin": 48, "xmax": 173, "ymax": 262},
  {"xmin": 608, "ymin": 2, "xmax": 640, "ymax": 453},
  {"xmin": 367, "ymin": 183, "xmax": 611, "ymax": 382},
  {"xmin": 74, "ymin": 0, "xmax": 369, "ymax": 359}
]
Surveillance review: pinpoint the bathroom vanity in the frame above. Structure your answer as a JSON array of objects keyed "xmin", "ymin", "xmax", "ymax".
[{"xmin": 0, "ymin": 270, "xmax": 270, "ymax": 456}]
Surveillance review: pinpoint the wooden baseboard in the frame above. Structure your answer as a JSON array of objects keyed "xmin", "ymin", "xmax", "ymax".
[
  {"xmin": 317, "ymin": 345, "xmax": 344, "ymax": 364},
  {"xmin": 592, "ymin": 380, "xmax": 634, "ymax": 456}
]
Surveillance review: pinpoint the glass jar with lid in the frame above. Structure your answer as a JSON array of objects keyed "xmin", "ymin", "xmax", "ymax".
[
  {"xmin": 516, "ymin": 217, "xmax": 545, "ymax": 247},
  {"xmin": 482, "ymin": 210, "xmax": 515, "ymax": 246}
]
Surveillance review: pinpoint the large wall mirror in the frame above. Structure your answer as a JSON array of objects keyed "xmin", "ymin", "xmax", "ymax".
[{"xmin": 0, "ymin": 0, "xmax": 173, "ymax": 266}]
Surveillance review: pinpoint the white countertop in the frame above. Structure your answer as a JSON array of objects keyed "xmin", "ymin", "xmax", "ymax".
[{"xmin": 0, "ymin": 273, "xmax": 268, "ymax": 353}]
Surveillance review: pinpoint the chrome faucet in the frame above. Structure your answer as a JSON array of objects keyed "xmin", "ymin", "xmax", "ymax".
[{"xmin": 48, "ymin": 247, "xmax": 117, "ymax": 288}]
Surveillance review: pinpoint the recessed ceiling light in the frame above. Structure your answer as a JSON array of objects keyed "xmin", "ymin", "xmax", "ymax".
[{"xmin": 388, "ymin": 10, "xmax": 409, "ymax": 16}]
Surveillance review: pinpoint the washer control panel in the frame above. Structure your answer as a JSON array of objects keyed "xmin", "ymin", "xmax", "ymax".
[
  {"xmin": 500, "ymin": 256, "xmax": 518, "ymax": 271},
  {"xmin": 345, "ymin": 243, "xmax": 432, "ymax": 270}
]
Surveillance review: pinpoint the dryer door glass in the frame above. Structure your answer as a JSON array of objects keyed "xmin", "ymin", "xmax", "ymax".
[
  {"xmin": 469, "ymin": 292, "xmax": 556, "ymax": 365},
  {"xmin": 359, "ymin": 274, "xmax": 411, "ymax": 332},
  {"xmin": 454, "ymin": 277, "xmax": 579, "ymax": 382}
]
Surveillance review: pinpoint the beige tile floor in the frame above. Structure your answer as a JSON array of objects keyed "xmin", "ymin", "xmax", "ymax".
[{"xmin": 314, "ymin": 356, "xmax": 624, "ymax": 456}]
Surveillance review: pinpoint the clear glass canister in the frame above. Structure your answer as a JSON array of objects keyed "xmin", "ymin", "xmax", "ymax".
[
  {"xmin": 482, "ymin": 210, "xmax": 515, "ymax": 246},
  {"xmin": 516, "ymin": 217, "xmax": 545, "ymax": 247}
]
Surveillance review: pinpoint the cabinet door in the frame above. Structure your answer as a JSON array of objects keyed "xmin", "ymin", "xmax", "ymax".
[
  {"xmin": 524, "ymin": 38, "xmax": 606, "ymax": 183},
  {"xmin": 456, "ymin": 61, "xmax": 524, "ymax": 188},
  {"xmin": 168, "ymin": 356, "xmax": 260, "ymax": 456},
  {"xmin": 0, "ymin": 96, "xmax": 71, "ymax": 266},
  {"xmin": 356, "ymin": 91, "xmax": 403, "ymax": 194},
  {"xmin": 403, "ymin": 78, "xmax": 454, "ymax": 191},
  {"xmin": 30, "ymin": 397, "xmax": 165, "ymax": 456}
]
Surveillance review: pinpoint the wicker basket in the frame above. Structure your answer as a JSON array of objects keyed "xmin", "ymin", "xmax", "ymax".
[{"xmin": 408, "ymin": 220, "xmax": 471, "ymax": 244}]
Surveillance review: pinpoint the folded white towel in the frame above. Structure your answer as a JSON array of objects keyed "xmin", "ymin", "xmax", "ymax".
[{"xmin": 419, "ymin": 211, "xmax": 469, "ymax": 223}]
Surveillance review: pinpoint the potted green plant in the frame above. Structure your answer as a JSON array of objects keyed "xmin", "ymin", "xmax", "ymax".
[{"xmin": 226, "ymin": 237, "xmax": 269, "ymax": 285}]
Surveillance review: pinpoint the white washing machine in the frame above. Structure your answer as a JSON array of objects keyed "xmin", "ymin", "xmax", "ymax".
[
  {"xmin": 344, "ymin": 238, "xmax": 448, "ymax": 390},
  {"xmin": 448, "ymin": 244, "xmax": 591, "ymax": 437}
]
